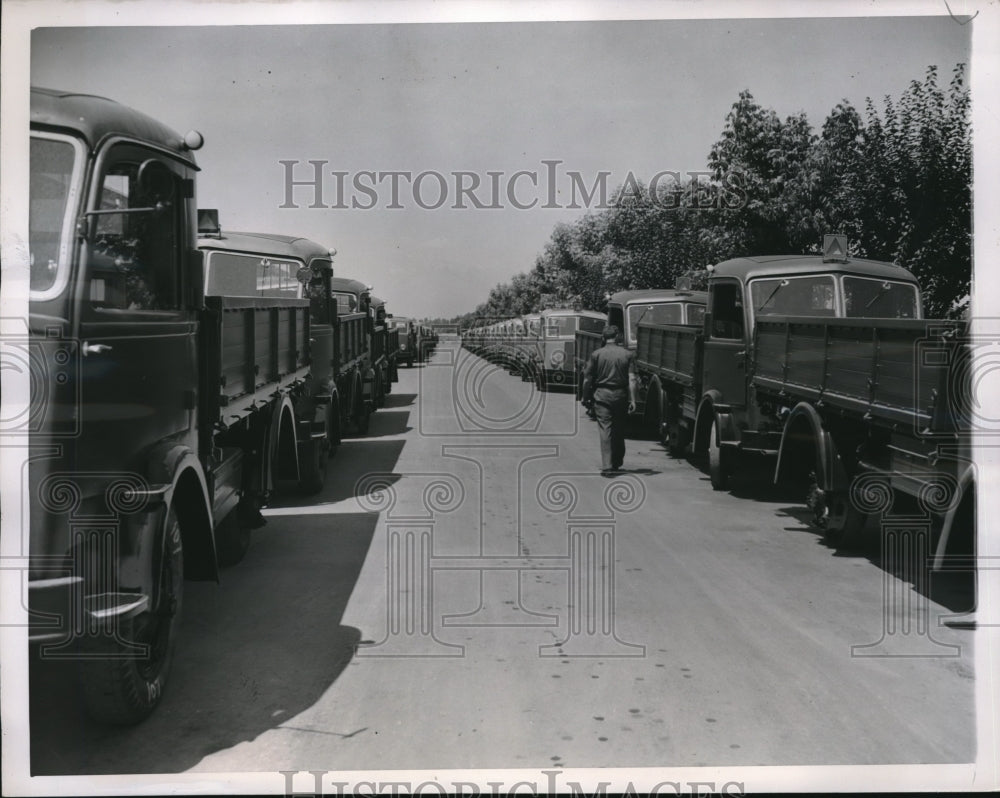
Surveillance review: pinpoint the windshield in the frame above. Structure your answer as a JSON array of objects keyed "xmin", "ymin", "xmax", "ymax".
[
  {"xmin": 687, "ymin": 304, "xmax": 706, "ymax": 326},
  {"xmin": 843, "ymin": 276, "xmax": 920, "ymax": 319},
  {"xmin": 332, "ymin": 291, "xmax": 359, "ymax": 314},
  {"xmin": 627, "ymin": 302, "xmax": 684, "ymax": 340},
  {"xmin": 544, "ymin": 316, "xmax": 577, "ymax": 337},
  {"xmin": 750, "ymin": 275, "xmax": 836, "ymax": 318},
  {"xmin": 578, "ymin": 315, "xmax": 605, "ymax": 334},
  {"xmin": 204, "ymin": 251, "xmax": 302, "ymax": 298},
  {"xmin": 30, "ymin": 134, "xmax": 83, "ymax": 297}
]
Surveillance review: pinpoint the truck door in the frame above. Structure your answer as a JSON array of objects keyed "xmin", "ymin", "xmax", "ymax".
[
  {"xmin": 702, "ymin": 279, "xmax": 747, "ymax": 408},
  {"xmin": 74, "ymin": 144, "xmax": 198, "ymax": 474}
]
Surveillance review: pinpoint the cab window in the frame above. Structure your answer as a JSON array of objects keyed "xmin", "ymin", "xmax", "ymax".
[
  {"xmin": 709, "ymin": 282, "xmax": 744, "ymax": 339},
  {"xmin": 87, "ymin": 152, "xmax": 182, "ymax": 312}
]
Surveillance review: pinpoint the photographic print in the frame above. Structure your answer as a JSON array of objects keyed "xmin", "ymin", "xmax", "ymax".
[{"xmin": 2, "ymin": 1, "xmax": 997, "ymax": 795}]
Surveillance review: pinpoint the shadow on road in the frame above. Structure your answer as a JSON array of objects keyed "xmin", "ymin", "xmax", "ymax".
[
  {"xmin": 360, "ymin": 410, "xmax": 412, "ymax": 437},
  {"xmin": 382, "ymin": 392, "xmax": 416, "ymax": 409},
  {"xmin": 30, "ymin": 512, "xmax": 377, "ymax": 775}
]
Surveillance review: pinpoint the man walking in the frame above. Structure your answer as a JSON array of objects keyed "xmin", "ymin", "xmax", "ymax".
[{"xmin": 582, "ymin": 325, "xmax": 637, "ymax": 475}]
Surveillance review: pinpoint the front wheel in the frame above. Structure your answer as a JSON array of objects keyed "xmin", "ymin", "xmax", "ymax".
[
  {"xmin": 707, "ymin": 419, "xmax": 730, "ymax": 491},
  {"xmin": 79, "ymin": 506, "xmax": 184, "ymax": 725}
]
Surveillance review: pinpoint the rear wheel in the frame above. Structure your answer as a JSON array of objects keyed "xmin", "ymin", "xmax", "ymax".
[
  {"xmin": 79, "ymin": 506, "xmax": 183, "ymax": 725},
  {"xmin": 666, "ymin": 419, "xmax": 686, "ymax": 457},
  {"xmin": 353, "ymin": 391, "xmax": 371, "ymax": 434},
  {"xmin": 644, "ymin": 385, "xmax": 663, "ymax": 442},
  {"xmin": 328, "ymin": 397, "xmax": 342, "ymax": 450},
  {"xmin": 297, "ymin": 437, "xmax": 328, "ymax": 495},
  {"xmin": 818, "ymin": 489, "xmax": 868, "ymax": 549},
  {"xmin": 214, "ymin": 509, "xmax": 251, "ymax": 567}
]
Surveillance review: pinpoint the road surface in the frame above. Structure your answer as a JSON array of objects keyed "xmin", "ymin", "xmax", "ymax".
[{"xmin": 30, "ymin": 337, "xmax": 976, "ymax": 778}]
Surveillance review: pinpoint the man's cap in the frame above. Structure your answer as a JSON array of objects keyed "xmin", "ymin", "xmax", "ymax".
[{"xmin": 602, "ymin": 324, "xmax": 619, "ymax": 340}]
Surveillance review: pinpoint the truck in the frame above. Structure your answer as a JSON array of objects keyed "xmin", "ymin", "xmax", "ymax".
[
  {"xmin": 368, "ymin": 294, "xmax": 399, "ymax": 408},
  {"xmin": 328, "ymin": 276, "xmax": 381, "ymax": 433},
  {"xmin": 529, "ymin": 308, "xmax": 607, "ymax": 392},
  {"xmin": 636, "ymin": 243, "xmax": 974, "ymax": 556},
  {"xmin": 25, "ymin": 87, "xmax": 334, "ymax": 724},
  {"xmin": 389, "ymin": 315, "xmax": 416, "ymax": 367},
  {"xmin": 575, "ymin": 289, "xmax": 707, "ymax": 413}
]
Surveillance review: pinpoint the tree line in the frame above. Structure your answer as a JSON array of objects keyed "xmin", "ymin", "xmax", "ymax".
[{"xmin": 458, "ymin": 63, "xmax": 971, "ymax": 324}]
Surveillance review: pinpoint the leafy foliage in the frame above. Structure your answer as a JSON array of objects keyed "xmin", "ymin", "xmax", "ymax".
[{"xmin": 459, "ymin": 63, "xmax": 970, "ymax": 325}]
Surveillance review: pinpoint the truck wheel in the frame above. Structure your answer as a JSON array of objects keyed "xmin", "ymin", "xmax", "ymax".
[
  {"xmin": 328, "ymin": 399, "xmax": 342, "ymax": 450},
  {"xmin": 79, "ymin": 506, "xmax": 183, "ymax": 725},
  {"xmin": 353, "ymin": 398, "xmax": 371, "ymax": 435},
  {"xmin": 298, "ymin": 438, "xmax": 328, "ymax": 495},
  {"xmin": 644, "ymin": 386, "xmax": 662, "ymax": 442},
  {"xmin": 214, "ymin": 510, "xmax": 251, "ymax": 567},
  {"xmin": 708, "ymin": 419, "xmax": 729, "ymax": 491},
  {"xmin": 666, "ymin": 420, "xmax": 686, "ymax": 458},
  {"xmin": 374, "ymin": 373, "xmax": 385, "ymax": 409},
  {"xmin": 820, "ymin": 490, "xmax": 867, "ymax": 549}
]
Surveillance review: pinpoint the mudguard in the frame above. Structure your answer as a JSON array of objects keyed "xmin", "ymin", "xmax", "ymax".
[{"xmin": 773, "ymin": 402, "xmax": 848, "ymax": 492}]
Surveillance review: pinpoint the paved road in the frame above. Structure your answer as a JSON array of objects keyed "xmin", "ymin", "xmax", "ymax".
[{"xmin": 30, "ymin": 337, "xmax": 976, "ymax": 777}]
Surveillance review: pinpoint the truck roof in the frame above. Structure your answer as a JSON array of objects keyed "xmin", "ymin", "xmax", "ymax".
[
  {"xmin": 712, "ymin": 254, "xmax": 919, "ymax": 284},
  {"xmin": 540, "ymin": 308, "xmax": 606, "ymax": 319},
  {"xmin": 329, "ymin": 276, "xmax": 370, "ymax": 296},
  {"xmin": 198, "ymin": 230, "xmax": 334, "ymax": 265},
  {"xmin": 31, "ymin": 86, "xmax": 199, "ymax": 168},
  {"xmin": 609, "ymin": 289, "xmax": 708, "ymax": 306}
]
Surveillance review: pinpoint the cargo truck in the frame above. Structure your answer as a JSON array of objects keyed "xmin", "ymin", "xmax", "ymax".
[
  {"xmin": 635, "ymin": 241, "xmax": 974, "ymax": 555},
  {"xmin": 26, "ymin": 88, "xmax": 329, "ymax": 724}
]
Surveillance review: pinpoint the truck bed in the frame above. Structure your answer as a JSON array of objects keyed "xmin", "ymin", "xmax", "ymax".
[
  {"xmin": 752, "ymin": 316, "xmax": 966, "ymax": 432},
  {"xmin": 203, "ymin": 295, "xmax": 312, "ymax": 424},
  {"xmin": 636, "ymin": 322, "xmax": 703, "ymax": 387}
]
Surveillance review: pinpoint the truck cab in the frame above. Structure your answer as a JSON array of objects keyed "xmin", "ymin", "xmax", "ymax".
[
  {"xmin": 576, "ymin": 289, "xmax": 707, "ymax": 410},
  {"xmin": 28, "ymin": 87, "xmax": 210, "ymax": 724}
]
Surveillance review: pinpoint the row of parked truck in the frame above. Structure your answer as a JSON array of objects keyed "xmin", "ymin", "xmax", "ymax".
[
  {"xmin": 23, "ymin": 87, "xmax": 440, "ymax": 724},
  {"xmin": 461, "ymin": 237, "xmax": 976, "ymax": 570}
]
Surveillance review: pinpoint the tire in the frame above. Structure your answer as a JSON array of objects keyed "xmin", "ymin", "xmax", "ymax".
[
  {"xmin": 328, "ymin": 398, "xmax": 342, "ymax": 450},
  {"xmin": 79, "ymin": 506, "xmax": 183, "ymax": 725},
  {"xmin": 297, "ymin": 437, "xmax": 328, "ymax": 495},
  {"xmin": 215, "ymin": 510, "xmax": 252, "ymax": 567},
  {"xmin": 644, "ymin": 386, "xmax": 663, "ymax": 442},
  {"xmin": 819, "ymin": 489, "xmax": 868, "ymax": 549},
  {"xmin": 353, "ymin": 394, "xmax": 371, "ymax": 435},
  {"xmin": 666, "ymin": 420, "xmax": 686, "ymax": 458},
  {"xmin": 374, "ymin": 372, "xmax": 385, "ymax": 409},
  {"xmin": 708, "ymin": 417, "xmax": 729, "ymax": 491}
]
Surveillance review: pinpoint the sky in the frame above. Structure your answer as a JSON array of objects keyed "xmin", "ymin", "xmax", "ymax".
[{"xmin": 17, "ymin": 7, "xmax": 976, "ymax": 319}]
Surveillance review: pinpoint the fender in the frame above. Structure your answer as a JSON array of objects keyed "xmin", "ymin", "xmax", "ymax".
[
  {"xmin": 695, "ymin": 392, "xmax": 736, "ymax": 448},
  {"xmin": 773, "ymin": 402, "xmax": 848, "ymax": 492},
  {"xmin": 266, "ymin": 394, "xmax": 300, "ymax": 487},
  {"xmin": 125, "ymin": 441, "xmax": 217, "ymax": 589},
  {"xmin": 933, "ymin": 461, "xmax": 976, "ymax": 570}
]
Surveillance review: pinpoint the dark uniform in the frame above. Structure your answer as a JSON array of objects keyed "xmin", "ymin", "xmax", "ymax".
[{"xmin": 583, "ymin": 338, "xmax": 636, "ymax": 472}]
